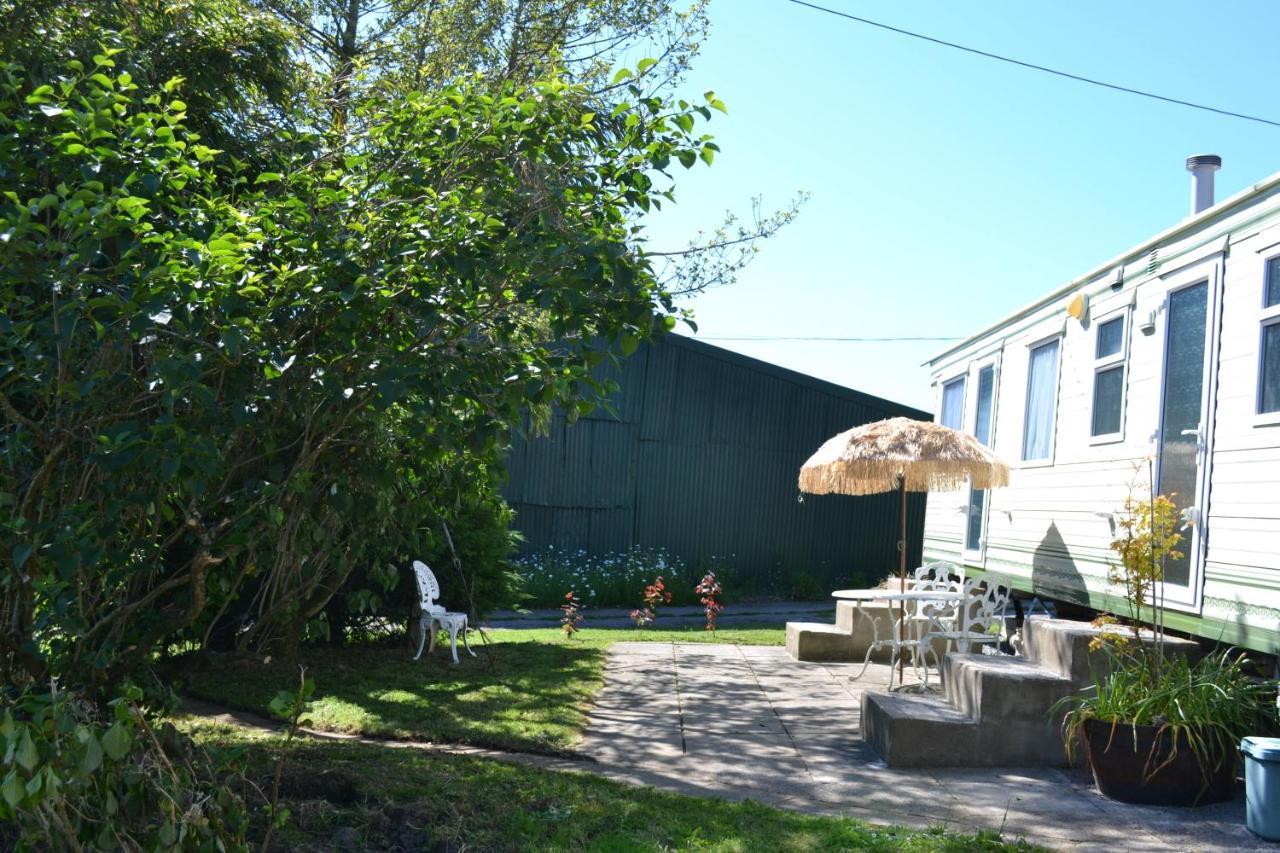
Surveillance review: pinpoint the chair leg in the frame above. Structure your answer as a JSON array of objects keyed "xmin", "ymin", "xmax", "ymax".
[
  {"xmin": 413, "ymin": 616, "xmax": 428, "ymax": 661},
  {"xmin": 427, "ymin": 619, "xmax": 438, "ymax": 656},
  {"xmin": 447, "ymin": 621, "xmax": 461, "ymax": 665},
  {"xmin": 461, "ymin": 619, "xmax": 476, "ymax": 658}
]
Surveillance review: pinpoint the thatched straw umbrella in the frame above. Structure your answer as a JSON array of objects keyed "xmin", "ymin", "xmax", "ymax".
[{"xmin": 799, "ymin": 417, "xmax": 1010, "ymax": 677}]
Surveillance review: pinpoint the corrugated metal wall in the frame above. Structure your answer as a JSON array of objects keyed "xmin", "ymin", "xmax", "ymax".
[{"xmin": 504, "ymin": 335, "xmax": 930, "ymax": 594}]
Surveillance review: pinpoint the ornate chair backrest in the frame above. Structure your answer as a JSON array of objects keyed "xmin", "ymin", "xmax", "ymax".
[
  {"xmin": 962, "ymin": 579, "xmax": 1011, "ymax": 637},
  {"xmin": 412, "ymin": 560, "xmax": 443, "ymax": 613},
  {"xmin": 920, "ymin": 560, "xmax": 965, "ymax": 585},
  {"xmin": 917, "ymin": 576, "xmax": 962, "ymax": 622}
]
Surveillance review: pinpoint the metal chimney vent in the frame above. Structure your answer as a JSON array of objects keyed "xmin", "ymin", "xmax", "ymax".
[{"xmin": 1186, "ymin": 154, "xmax": 1222, "ymax": 216}]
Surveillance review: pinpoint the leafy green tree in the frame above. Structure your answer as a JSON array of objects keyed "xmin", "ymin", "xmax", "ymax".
[
  {"xmin": 1, "ymin": 40, "xmax": 720, "ymax": 687},
  {"xmin": 1, "ymin": 0, "xmax": 300, "ymax": 167},
  {"xmin": 256, "ymin": 0, "xmax": 799, "ymax": 295}
]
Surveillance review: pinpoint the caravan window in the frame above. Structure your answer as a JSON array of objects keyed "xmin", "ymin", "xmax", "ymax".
[
  {"xmin": 940, "ymin": 376, "xmax": 966, "ymax": 429},
  {"xmin": 1091, "ymin": 315, "xmax": 1127, "ymax": 438},
  {"xmin": 1022, "ymin": 338, "xmax": 1060, "ymax": 461},
  {"xmin": 1260, "ymin": 256, "xmax": 1280, "ymax": 414}
]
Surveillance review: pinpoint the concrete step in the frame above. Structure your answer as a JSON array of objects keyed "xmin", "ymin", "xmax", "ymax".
[
  {"xmin": 1021, "ymin": 617, "xmax": 1200, "ymax": 686},
  {"xmin": 861, "ymin": 617, "xmax": 1204, "ymax": 768},
  {"xmin": 862, "ymin": 689, "xmax": 1071, "ymax": 767},
  {"xmin": 787, "ymin": 600, "xmax": 898, "ymax": 663},
  {"xmin": 943, "ymin": 652, "xmax": 1075, "ymax": 723},
  {"xmin": 860, "ymin": 691, "xmax": 978, "ymax": 767},
  {"xmin": 786, "ymin": 622, "xmax": 857, "ymax": 662},
  {"xmin": 835, "ymin": 600, "xmax": 894, "ymax": 633}
]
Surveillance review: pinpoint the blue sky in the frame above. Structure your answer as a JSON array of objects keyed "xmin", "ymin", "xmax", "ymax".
[{"xmin": 644, "ymin": 0, "xmax": 1280, "ymax": 410}]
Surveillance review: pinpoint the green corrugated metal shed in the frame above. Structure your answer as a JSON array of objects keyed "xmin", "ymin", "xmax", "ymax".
[{"xmin": 504, "ymin": 335, "xmax": 931, "ymax": 594}]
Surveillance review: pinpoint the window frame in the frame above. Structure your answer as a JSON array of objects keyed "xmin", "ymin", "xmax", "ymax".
[
  {"xmin": 1255, "ymin": 253, "xmax": 1280, "ymax": 425},
  {"xmin": 1019, "ymin": 333, "xmax": 1063, "ymax": 466},
  {"xmin": 1088, "ymin": 308, "xmax": 1131, "ymax": 444},
  {"xmin": 962, "ymin": 356, "xmax": 1000, "ymax": 561},
  {"xmin": 938, "ymin": 373, "xmax": 967, "ymax": 431}
]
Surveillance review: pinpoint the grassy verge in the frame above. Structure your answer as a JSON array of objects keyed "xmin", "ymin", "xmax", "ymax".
[
  {"xmin": 180, "ymin": 627, "xmax": 785, "ymax": 754},
  {"xmin": 183, "ymin": 717, "xmax": 1038, "ymax": 852}
]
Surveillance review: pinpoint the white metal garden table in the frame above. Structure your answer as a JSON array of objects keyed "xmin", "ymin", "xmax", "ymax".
[{"xmin": 831, "ymin": 587, "xmax": 967, "ymax": 689}]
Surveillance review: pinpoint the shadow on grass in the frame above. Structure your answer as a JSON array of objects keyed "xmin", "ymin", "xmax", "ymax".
[
  {"xmin": 178, "ymin": 635, "xmax": 607, "ymax": 755},
  {"xmin": 182, "ymin": 722, "xmax": 1037, "ymax": 853}
]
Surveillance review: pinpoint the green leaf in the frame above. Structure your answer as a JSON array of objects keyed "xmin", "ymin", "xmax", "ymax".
[
  {"xmin": 675, "ymin": 150, "xmax": 696, "ymax": 169},
  {"xmin": 611, "ymin": 67, "xmax": 633, "ymax": 84},
  {"xmin": 78, "ymin": 731, "xmax": 103, "ymax": 776},
  {"xmin": 14, "ymin": 730, "xmax": 37, "ymax": 772},
  {"xmin": 1, "ymin": 771, "xmax": 22, "ymax": 807},
  {"xmin": 101, "ymin": 722, "xmax": 131, "ymax": 761},
  {"xmin": 620, "ymin": 334, "xmax": 639, "ymax": 356},
  {"xmin": 255, "ymin": 172, "xmax": 282, "ymax": 184},
  {"xmin": 637, "ymin": 58, "xmax": 658, "ymax": 74}
]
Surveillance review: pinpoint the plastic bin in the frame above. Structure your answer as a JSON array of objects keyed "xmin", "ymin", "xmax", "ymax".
[{"xmin": 1242, "ymin": 737, "xmax": 1280, "ymax": 841}]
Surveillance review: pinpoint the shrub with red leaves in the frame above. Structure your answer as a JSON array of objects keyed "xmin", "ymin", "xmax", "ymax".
[
  {"xmin": 629, "ymin": 576, "xmax": 672, "ymax": 627},
  {"xmin": 695, "ymin": 572, "xmax": 723, "ymax": 632},
  {"xmin": 561, "ymin": 591, "xmax": 584, "ymax": 637}
]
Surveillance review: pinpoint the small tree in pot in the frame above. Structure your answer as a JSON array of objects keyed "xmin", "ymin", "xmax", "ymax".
[{"xmin": 1058, "ymin": 467, "xmax": 1278, "ymax": 806}]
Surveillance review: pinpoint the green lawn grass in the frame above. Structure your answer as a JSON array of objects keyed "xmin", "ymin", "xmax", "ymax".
[
  {"xmin": 183, "ymin": 717, "xmax": 1039, "ymax": 852},
  {"xmin": 180, "ymin": 627, "xmax": 785, "ymax": 754}
]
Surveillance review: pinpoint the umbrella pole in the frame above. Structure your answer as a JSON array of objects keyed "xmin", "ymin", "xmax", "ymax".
[{"xmin": 897, "ymin": 477, "xmax": 907, "ymax": 685}]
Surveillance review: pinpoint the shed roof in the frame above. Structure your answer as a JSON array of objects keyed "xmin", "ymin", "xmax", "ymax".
[{"xmin": 666, "ymin": 333, "xmax": 929, "ymax": 419}]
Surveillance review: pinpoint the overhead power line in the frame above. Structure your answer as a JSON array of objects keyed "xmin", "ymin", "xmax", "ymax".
[
  {"xmin": 697, "ymin": 335, "xmax": 961, "ymax": 342},
  {"xmin": 785, "ymin": 0, "xmax": 1280, "ymax": 129}
]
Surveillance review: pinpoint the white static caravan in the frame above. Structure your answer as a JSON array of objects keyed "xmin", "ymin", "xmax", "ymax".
[{"xmin": 923, "ymin": 156, "xmax": 1280, "ymax": 654}]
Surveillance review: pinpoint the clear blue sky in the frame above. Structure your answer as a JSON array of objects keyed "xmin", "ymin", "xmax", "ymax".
[{"xmin": 643, "ymin": 0, "xmax": 1280, "ymax": 410}]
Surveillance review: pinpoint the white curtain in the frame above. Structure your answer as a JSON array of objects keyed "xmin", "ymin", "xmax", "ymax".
[
  {"xmin": 1022, "ymin": 340, "xmax": 1060, "ymax": 460},
  {"xmin": 940, "ymin": 378, "xmax": 965, "ymax": 429}
]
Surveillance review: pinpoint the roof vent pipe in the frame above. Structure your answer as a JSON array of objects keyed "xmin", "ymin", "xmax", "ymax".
[{"xmin": 1186, "ymin": 154, "xmax": 1222, "ymax": 216}]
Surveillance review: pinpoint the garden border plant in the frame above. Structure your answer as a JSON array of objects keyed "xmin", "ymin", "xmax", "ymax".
[{"xmin": 1057, "ymin": 464, "xmax": 1279, "ymax": 806}]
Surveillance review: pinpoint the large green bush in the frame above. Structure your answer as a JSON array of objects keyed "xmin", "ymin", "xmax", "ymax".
[{"xmin": 1, "ymin": 42, "xmax": 717, "ymax": 687}]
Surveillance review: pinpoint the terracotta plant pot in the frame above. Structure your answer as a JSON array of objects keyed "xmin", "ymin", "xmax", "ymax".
[{"xmin": 1081, "ymin": 718, "xmax": 1235, "ymax": 806}]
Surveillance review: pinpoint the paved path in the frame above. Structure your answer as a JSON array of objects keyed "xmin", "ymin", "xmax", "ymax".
[{"xmin": 579, "ymin": 642, "xmax": 1265, "ymax": 852}]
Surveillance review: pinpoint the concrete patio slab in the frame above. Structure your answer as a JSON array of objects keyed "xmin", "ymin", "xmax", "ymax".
[{"xmin": 577, "ymin": 642, "xmax": 1269, "ymax": 852}]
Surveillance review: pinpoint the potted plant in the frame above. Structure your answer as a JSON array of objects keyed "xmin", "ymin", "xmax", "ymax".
[{"xmin": 1058, "ymin": 468, "xmax": 1278, "ymax": 806}]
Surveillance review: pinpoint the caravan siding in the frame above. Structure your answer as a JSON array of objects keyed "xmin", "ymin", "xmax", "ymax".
[{"xmin": 923, "ymin": 184, "xmax": 1280, "ymax": 654}]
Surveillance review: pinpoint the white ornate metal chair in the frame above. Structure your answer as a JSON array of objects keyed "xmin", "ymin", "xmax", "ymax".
[
  {"xmin": 410, "ymin": 560, "xmax": 475, "ymax": 665},
  {"xmin": 923, "ymin": 578, "xmax": 1011, "ymax": 657}
]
